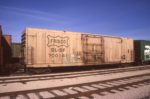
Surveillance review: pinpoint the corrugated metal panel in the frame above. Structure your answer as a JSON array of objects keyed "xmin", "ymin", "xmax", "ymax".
[
  {"xmin": 134, "ymin": 40, "xmax": 150, "ymax": 63},
  {"xmin": 22, "ymin": 28, "xmax": 134, "ymax": 68}
]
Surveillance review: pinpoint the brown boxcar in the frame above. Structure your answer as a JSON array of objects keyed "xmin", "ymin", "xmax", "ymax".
[
  {"xmin": 0, "ymin": 25, "xmax": 3, "ymax": 66},
  {"xmin": 0, "ymin": 26, "xmax": 12, "ymax": 74},
  {"xmin": 2, "ymin": 35, "xmax": 12, "ymax": 64},
  {"xmin": 3, "ymin": 35, "xmax": 12, "ymax": 46},
  {"xmin": 22, "ymin": 28, "xmax": 134, "ymax": 68}
]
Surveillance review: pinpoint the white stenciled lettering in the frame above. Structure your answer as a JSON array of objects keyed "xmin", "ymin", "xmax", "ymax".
[{"xmin": 144, "ymin": 45, "xmax": 150, "ymax": 60}]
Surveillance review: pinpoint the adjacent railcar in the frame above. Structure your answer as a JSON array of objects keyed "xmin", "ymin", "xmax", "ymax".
[
  {"xmin": 22, "ymin": 28, "xmax": 134, "ymax": 70},
  {"xmin": 0, "ymin": 25, "xmax": 3, "ymax": 66},
  {"xmin": 134, "ymin": 40, "xmax": 150, "ymax": 64},
  {"xmin": 0, "ymin": 26, "xmax": 12, "ymax": 75},
  {"xmin": 11, "ymin": 43, "xmax": 21, "ymax": 63},
  {"xmin": 2, "ymin": 35, "xmax": 12, "ymax": 64}
]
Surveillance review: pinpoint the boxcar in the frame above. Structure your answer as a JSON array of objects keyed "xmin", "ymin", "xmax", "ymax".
[
  {"xmin": 0, "ymin": 25, "xmax": 3, "ymax": 66},
  {"xmin": 2, "ymin": 35, "xmax": 12, "ymax": 64},
  {"xmin": 134, "ymin": 40, "xmax": 150, "ymax": 64},
  {"xmin": 22, "ymin": 28, "xmax": 134, "ymax": 69},
  {"xmin": 11, "ymin": 43, "xmax": 21, "ymax": 63},
  {"xmin": 0, "ymin": 26, "xmax": 12, "ymax": 74}
]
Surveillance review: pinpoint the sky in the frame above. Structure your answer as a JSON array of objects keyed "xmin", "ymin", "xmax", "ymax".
[{"xmin": 0, "ymin": 0, "xmax": 150, "ymax": 42}]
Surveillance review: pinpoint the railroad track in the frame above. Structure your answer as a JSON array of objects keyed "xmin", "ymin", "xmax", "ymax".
[
  {"xmin": 0, "ymin": 65, "xmax": 150, "ymax": 84},
  {"xmin": 0, "ymin": 73, "xmax": 150, "ymax": 99}
]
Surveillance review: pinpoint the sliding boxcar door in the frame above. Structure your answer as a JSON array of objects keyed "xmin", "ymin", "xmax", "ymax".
[{"xmin": 82, "ymin": 34, "xmax": 104, "ymax": 64}]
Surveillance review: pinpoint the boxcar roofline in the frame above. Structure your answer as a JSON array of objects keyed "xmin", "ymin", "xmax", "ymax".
[{"xmin": 22, "ymin": 27, "xmax": 131, "ymax": 39}]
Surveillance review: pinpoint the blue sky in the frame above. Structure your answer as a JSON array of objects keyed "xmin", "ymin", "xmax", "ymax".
[{"xmin": 0, "ymin": 0, "xmax": 150, "ymax": 42}]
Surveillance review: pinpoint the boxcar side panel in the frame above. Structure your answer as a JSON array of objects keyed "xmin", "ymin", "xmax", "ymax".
[
  {"xmin": 65, "ymin": 32, "xmax": 83, "ymax": 66},
  {"xmin": 45, "ymin": 31, "xmax": 83, "ymax": 67},
  {"xmin": 46, "ymin": 30, "xmax": 70, "ymax": 66},
  {"xmin": 121, "ymin": 38, "xmax": 134, "ymax": 63},
  {"xmin": 103, "ymin": 37, "xmax": 122, "ymax": 63},
  {"xmin": 36, "ymin": 32, "xmax": 46, "ymax": 64},
  {"xmin": 24, "ymin": 29, "xmax": 84, "ymax": 68},
  {"xmin": 26, "ymin": 32, "xmax": 36, "ymax": 65},
  {"xmin": 26, "ymin": 30, "xmax": 47, "ymax": 66}
]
